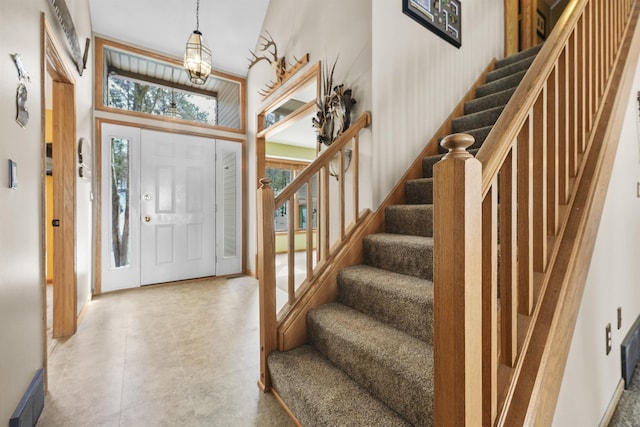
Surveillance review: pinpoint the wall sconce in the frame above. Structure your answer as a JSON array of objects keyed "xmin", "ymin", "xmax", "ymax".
[{"xmin": 329, "ymin": 148, "xmax": 352, "ymax": 179}]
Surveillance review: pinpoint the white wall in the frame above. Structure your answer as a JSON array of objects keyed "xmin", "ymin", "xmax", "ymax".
[
  {"xmin": 245, "ymin": 0, "xmax": 504, "ymax": 273},
  {"xmin": 552, "ymin": 26, "xmax": 640, "ymax": 425},
  {"xmin": 0, "ymin": 0, "xmax": 93, "ymax": 423}
]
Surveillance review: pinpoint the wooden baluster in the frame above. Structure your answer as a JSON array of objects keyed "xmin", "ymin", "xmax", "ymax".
[
  {"xmin": 322, "ymin": 165, "xmax": 330, "ymax": 260},
  {"xmin": 353, "ymin": 137, "xmax": 360, "ymax": 222},
  {"xmin": 605, "ymin": 0, "xmax": 610, "ymax": 79},
  {"xmin": 600, "ymin": 0, "xmax": 605, "ymax": 96},
  {"xmin": 306, "ymin": 179, "xmax": 314, "ymax": 281},
  {"xmin": 547, "ymin": 66, "xmax": 559, "ymax": 235},
  {"xmin": 518, "ymin": 115, "xmax": 534, "ymax": 315},
  {"xmin": 557, "ymin": 47, "xmax": 570, "ymax": 204},
  {"xmin": 593, "ymin": 0, "xmax": 600, "ymax": 104},
  {"xmin": 533, "ymin": 88, "xmax": 548, "ymax": 273},
  {"xmin": 578, "ymin": 15, "xmax": 587, "ymax": 154},
  {"xmin": 338, "ymin": 149, "xmax": 346, "ymax": 241},
  {"xmin": 569, "ymin": 31, "xmax": 579, "ymax": 178},
  {"xmin": 500, "ymin": 145, "xmax": 518, "ymax": 367},
  {"xmin": 584, "ymin": 2, "xmax": 596, "ymax": 132},
  {"xmin": 288, "ymin": 196, "xmax": 295, "ymax": 304},
  {"xmin": 257, "ymin": 178, "xmax": 277, "ymax": 391},
  {"xmin": 434, "ymin": 134, "xmax": 482, "ymax": 426},
  {"xmin": 482, "ymin": 180, "xmax": 498, "ymax": 427}
]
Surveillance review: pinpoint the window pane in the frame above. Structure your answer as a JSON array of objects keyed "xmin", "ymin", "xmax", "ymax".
[
  {"xmin": 110, "ymin": 137, "xmax": 131, "ymax": 268},
  {"xmin": 266, "ymin": 167, "xmax": 293, "ymax": 232}
]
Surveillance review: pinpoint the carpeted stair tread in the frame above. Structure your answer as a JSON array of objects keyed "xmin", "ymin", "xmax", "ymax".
[
  {"xmin": 452, "ymin": 105, "xmax": 505, "ymax": 134},
  {"xmin": 385, "ymin": 204, "xmax": 433, "ymax": 237},
  {"xmin": 464, "ymin": 87, "xmax": 516, "ymax": 115},
  {"xmin": 486, "ymin": 54, "xmax": 536, "ymax": 83},
  {"xmin": 495, "ymin": 43, "xmax": 543, "ymax": 68},
  {"xmin": 404, "ymin": 177, "xmax": 433, "ymax": 204},
  {"xmin": 422, "ymin": 148, "xmax": 479, "ymax": 179},
  {"xmin": 475, "ymin": 69, "xmax": 527, "ymax": 98},
  {"xmin": 338, "ymin": 265, "xmax": 434, "ymax": 344},
  {"xmin": 308, "ymin": 303, "xmax": 434, "ymax": 426},
  {"xmin": 268, "ymin": 345, "xmax": 412, "ymax": 427},
  {"xmin": 364, "ymin": 233, "xmax": 433, "ymax": 280}
]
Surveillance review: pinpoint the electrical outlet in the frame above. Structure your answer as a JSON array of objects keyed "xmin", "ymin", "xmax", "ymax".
[
  {"xmin": 606, "ymin": 323, "xmax": 612, "ymax": 355},
  {"xmin": 618, "ymin": 307, "xmax": 622, "ymax": 330}
]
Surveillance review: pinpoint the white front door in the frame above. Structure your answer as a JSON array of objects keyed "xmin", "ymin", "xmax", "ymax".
[
  {"xmin": 102, "ymin": 124, "xmax": 242, "ymax": 291},
  {"xmin": 139, "ymin": 129, "xmax": 216, "ymax": 285}
]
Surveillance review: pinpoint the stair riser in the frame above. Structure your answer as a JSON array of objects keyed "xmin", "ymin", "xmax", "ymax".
[
  {"xmin": 364, "ymin": 237, "xmax": 433, "ymax": 281},
  {"xmin": 404, "ymin": 179, "xmax": 433, "ymax": 204},
  {"xmin": 452, "ymin": 106, "xmax": 504, "ymax": 134},
  {"xmin": 495, "ymin": 43, "xmax": 542, "ymax": 68},
  {"xmin": 486, "ymin": 55, "xmax": 535, "ymax": 83},
  {"xmin": 338, "ymin": 268, "xmax": 434, "ymax": 344},
  {"xmin": 385, "ymin": 205, "xmax": 433, "ymax": 237},
  {"xmin": 268, "ymin": 347, "xmax": 412, "ymax": 427},
  {"xmin": 464, "ymin": 88, "xmax": 515, "ymax": 115},
  {"xmin": 475, "ymin": 70, "xmax": 526, "ymax": 98},
  {"xmin": 308, "ymin": 312, "xmax": 434, "ymax": 426}
]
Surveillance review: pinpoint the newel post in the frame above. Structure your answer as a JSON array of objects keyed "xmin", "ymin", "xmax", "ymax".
[
  {"xmin": 433, "ymin": 134, "xmax": 483, "ymax": 426},
  {"xmin": 257, "ymin": 178, "xmax": 277, "ymax": 391}
]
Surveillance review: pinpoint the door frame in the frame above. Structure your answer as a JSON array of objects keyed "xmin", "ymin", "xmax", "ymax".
[
  {"xmin": 41, "ymin": 17, "xmax": 77, "ymax": 344},
  {"xmin": 94, "ymin": 118, "xmax": 247, "ymax": 294}
]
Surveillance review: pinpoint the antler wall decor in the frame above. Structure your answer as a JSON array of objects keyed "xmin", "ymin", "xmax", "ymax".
[{"xmin": 248, "ymin": 31, "xmax": 309, "ymax": 99}]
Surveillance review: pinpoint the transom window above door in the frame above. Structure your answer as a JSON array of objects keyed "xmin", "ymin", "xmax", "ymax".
[{"xmin": 95, "ymin": 37, "xmax": 246, "ymax": 133}]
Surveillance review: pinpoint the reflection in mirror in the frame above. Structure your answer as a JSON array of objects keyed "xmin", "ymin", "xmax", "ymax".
[{"xmin": 264, "ymin": 78, "xmax": 317, "ymax": 129}]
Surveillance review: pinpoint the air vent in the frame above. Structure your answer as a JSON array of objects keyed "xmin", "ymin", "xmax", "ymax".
[{"xmin": 621, "ymin": 315, "xmax": 640, "ymax": 389}]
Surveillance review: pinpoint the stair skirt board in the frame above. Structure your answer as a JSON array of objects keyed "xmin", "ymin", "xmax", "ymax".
[
  {"xmin": 271, "ymin": 388, "xmax": 303, "ymax": 427},
  {"xmin": 266, "ymin": 45, "xmax": 542, "ymax": 425}
]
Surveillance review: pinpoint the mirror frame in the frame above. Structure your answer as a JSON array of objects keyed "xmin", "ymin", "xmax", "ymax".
[{"xmin": 256, "ymin": 61, "xmax": 321, "ymax": 187}]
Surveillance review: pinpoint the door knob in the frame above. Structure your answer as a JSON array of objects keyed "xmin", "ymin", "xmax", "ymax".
[{"xmin": 144, "ymin": 216, "xmax": 151, "ymax": 223}]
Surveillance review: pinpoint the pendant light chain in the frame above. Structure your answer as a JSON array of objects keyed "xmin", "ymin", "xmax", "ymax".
[{"xmin": 196, "ymin": 0, "xmax": 200, "ymax": 31}]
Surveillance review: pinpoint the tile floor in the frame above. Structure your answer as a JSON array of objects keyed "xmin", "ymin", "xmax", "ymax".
[{"xmin": 37, "ymin": 276, "xmax": 294, "ymax": 427}]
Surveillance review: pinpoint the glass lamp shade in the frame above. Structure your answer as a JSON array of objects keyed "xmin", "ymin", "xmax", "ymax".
[{"xmin": 184, "ymin": 30, "xmax": 212, "ymax": 85}]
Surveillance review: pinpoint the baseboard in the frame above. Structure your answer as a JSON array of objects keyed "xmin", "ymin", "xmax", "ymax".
[
  {"xmin": 10, "ymin": 369, "xmax": 44, "ymax": 427},
  {"xmin": 599, "ymin": 377, "xmax": 624, "ymax": 427}
]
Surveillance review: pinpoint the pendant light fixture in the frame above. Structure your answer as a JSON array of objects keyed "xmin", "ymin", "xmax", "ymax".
[{"xmin": 184, "ymin": 0, "xmax": 212, "ymax": 85}]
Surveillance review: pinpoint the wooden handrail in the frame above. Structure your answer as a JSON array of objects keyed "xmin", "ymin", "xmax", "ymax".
[
  {"xmin": 434, "ymin": 0, "xmax": 638, "ymax": 425},
  {"xmin": 274, "ymin": 112, "xmax": 371, "ymax": 206},
  {"xmin": 257, "ymin": 111, "xmax": 372, "ymax": 390},
  {"xmin": 477, "ymin": 0, "xmax": 589, "ymax": 196}
]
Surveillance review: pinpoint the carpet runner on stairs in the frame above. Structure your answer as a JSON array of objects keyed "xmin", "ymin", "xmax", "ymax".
[{"xmin": 267, "ymin": 43, "xmax": 542, "ymax": 426}]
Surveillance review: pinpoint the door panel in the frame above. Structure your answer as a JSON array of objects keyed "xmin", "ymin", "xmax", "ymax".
[
  {"xmin": 140, "ymin": 130, "xmax": 216, "ymax": 285},
  {"xmin": 216, "ymin": 140, "xmax": 243, "ymax": 275},
  {"xmin": 100, "ymin": 124, "xmax": 141, "ymax": 292}
]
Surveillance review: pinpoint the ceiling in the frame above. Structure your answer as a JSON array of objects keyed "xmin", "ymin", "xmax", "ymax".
[{"xmin": 89, "ymin": 0, "xmax": 270, "ymax": 77}]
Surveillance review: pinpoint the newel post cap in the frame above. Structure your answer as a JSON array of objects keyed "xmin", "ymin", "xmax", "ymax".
[
  {"xmin": 259, "ymin": 178, "xmax": 272, "ymax": 188},
  {"xmin": 440, "ymin": 133, "xmax": 475, "ymax": 160}
]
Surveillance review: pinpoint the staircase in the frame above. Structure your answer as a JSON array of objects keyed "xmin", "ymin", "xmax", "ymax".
[{"xmin": 267, "ymin": 44, "xmax": 542, "ymax": 426}]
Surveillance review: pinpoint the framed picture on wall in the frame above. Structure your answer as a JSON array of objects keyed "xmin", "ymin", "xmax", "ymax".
[
  {"xmin": 537, "ymin": 10, "xmax": 547, "ymax": 39},
  {"xmin": 402, "ymin": 0, "xmax": 462, "ymax": 48}
]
